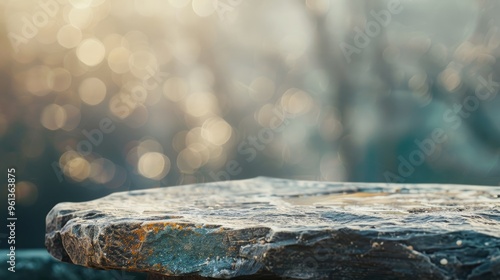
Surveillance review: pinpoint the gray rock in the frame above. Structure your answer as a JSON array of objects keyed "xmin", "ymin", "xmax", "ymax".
[{"xmin": 46, "ymin": 177, "xmax": 500, "ymax": 279}]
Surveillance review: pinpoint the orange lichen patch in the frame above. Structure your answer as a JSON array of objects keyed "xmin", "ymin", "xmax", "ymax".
[
  {"xmin": 124, "ymin": 227, "xmax": 146, "ymax": 254},
  {"xmin": 97, "ymin": 226, "xmax": 149, "ymax": 269},
  {"xmin": 217, "ymin": 227, "xmax": 225, "ymax": 233},
  {"xmin": 142, "ymin": 222, "xmax": 169, "ymax": 234},
  {"xmin": 168, "ymin": 223, "xmax": 185, "ymax": 230},
  {"xmin": 143, "ymin": 221, "xmax": 194, "ymax": 231}
]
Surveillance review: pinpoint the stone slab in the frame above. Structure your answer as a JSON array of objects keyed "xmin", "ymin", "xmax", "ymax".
[{"xmin": 45, "ymin": 177, "xmax": 500, "ymax": 279}]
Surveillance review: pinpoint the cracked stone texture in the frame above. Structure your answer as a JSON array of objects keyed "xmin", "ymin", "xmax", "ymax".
[{"xmin": 46, "ymin": 177, "xmax": 500, "ymax": 279}]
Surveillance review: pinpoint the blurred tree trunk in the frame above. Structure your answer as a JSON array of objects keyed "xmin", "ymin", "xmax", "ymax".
[{"xmin": 307, "ymin": 1, "xmax": 356, "ymax": 181}]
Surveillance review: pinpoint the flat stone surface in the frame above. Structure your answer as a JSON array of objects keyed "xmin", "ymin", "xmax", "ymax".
[{"xmin": 46, "ymin": 177, "xmax": 500, "ymax": 279}]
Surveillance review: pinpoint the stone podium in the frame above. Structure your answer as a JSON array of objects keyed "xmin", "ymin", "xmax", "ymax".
[{"xmin": 46, "ymin": 177, "xmax": 500, "ymax": 279}]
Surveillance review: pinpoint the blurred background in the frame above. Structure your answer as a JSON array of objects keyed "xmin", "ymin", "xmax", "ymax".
[{"xmin": 0, "ymin": 0, "xmax": 499, "ymax": 249}]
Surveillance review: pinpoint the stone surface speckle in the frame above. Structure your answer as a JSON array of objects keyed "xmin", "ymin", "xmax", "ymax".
[{"xmin": 46, "ymin": 177, "xmax": 500, "ymax": 279}]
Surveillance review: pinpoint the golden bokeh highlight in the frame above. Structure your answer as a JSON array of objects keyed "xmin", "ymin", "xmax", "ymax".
[
  {"xmin": 138, "ymin": 152, "xmax": 170, "ymax": 179},
  {"xmin": 77, "ymin": 38, "xmax": 106, "ymax": 66},
  {"xmin": 68, "ymin": 7, "xmax": 93, "ymax": 29},
  {"xmin": 125, "ymin": 139, "xmax": 170, "ymax": 179},
  {"xmin": 90, "ymin": 158, "xmax": 116, "ymax": 184},
  {"xmin": 138, "ymin": 139, "xmax": 164, "ymax": 154},
  {"xmin": 188, "ymin": 143, "xmax": 210, "ymax": 165},
  {"xmin": 201, "ymin": 117, "xmax": 232, "ymax": 146},
  {"xmin": 67, "ymin": 158, "xmax": 91, "ymax": 181},
  {"xmin": 108, "ymin": 47, "xmax": 131, "ymax": 74},
  {"xmin": 15, "ymin": 181, "xmax": 38, "ymax": 206},
  {"xmin": 177, "ymin": 147, "xmax": 203, "ymax": 173},
  {"xmin": 57, "ymin": 24, "xmax": 82, "ymax": 49},
  {"xmin": 79, "ymin": 77, "xmax": 107, "ymax": 105},
  {"xmin": 281, "ymin": 88, "xmax": 313, "ymax": 115},
  {"xmin": 41, "ymin": 104, "xmax": 67, "ymax": 131},
  {"xmin": 185, "ymin": 127, "xmax": 204, "ymax": 147},
  {"xmin": 184, "ymin": 92, "xmax": 218, "ymax": 117}
]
